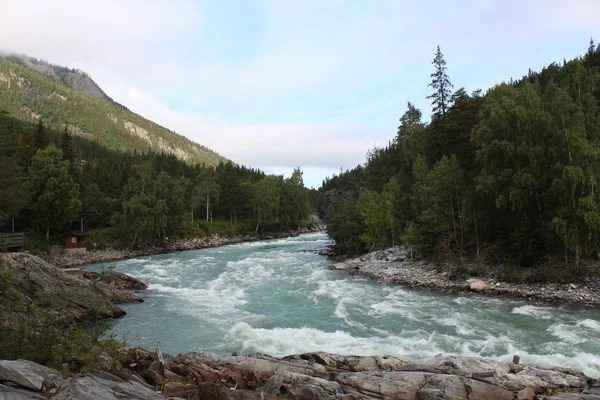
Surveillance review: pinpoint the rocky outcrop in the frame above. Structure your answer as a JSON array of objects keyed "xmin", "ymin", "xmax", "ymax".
[
  {"xmin": 0, "ymin": 253, "xmax": 137, "ymax": 320},
  {"xmin": 0, "ymin": 350, "xmax": 595, "ymax": 399},
  {"xmin": 333, "ymin": 247, "xmax": 600, "ymax": 307},
  {"xmin": 83, "ymin": 270, "xmax": 148, "ymax": 290}
]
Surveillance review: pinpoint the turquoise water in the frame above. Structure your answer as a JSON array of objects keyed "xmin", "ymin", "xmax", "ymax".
[{"xmin": 86, "ymin": 232, "xmax": 600, "ymax": 377}]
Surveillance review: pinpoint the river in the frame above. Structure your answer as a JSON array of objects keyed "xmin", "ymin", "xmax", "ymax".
[{"xmin": 85, "ymin": 231, "xmax": 600, "ymax": 378}]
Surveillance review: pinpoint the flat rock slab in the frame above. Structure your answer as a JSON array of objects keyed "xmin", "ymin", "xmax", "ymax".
[
  {"xmin": 51, "ymin": 372, "xmax": 163, "ymax": 400},
  {"xmin": 0, "ymin": 384, "xmax": 44, "ymax": 400},
  {"xmin": 0, "ymin": 360, "xmax": 63, "ymax": 391}
]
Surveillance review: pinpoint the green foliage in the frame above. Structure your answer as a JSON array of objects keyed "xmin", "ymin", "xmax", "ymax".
[
  {"xmin": 326, "ymin": 200, "xmax": 366, "ymax": 255},
  {"xmin": 320, "ymin": 42, "xmax": 600, "ymax": 276},
  {"xmin": 252, "ymin": 176, "xmax": 282, "ymax": 231},
  {"xmin": 0, "ymin": 57, "xmax": 227, "ymax": 167},
  {"xmin": 427, "ymin": 46, "xmax": 453, "ymax": 117},
  {"xmin": 27, "ymin": 146, "xmax": 82, "ymax": 238}
]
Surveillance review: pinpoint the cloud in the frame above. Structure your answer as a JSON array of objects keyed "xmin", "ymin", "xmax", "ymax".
[
  {"xmin": 0, "ymin": 0, "xmax": 201, "ymax": 75},
  {"xmin": 1, "ymin": 0, "xmax": 598, "ymax": 188},
  {"xmin": 121, "ymin": 87, "xmax": 387, "ymax": 171}
]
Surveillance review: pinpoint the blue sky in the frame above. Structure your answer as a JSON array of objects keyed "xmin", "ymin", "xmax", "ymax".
[{"xmin": 2, "ymin": 0, "xmax": 599, "ymax": 187}]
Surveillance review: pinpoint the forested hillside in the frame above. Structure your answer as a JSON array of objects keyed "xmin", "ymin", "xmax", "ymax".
[
  {"xmin": 0, "ymin": 113, "xmax": 310, "ymax": 248},
  {"xmin": 321, "ymin": 41, "xmax": 600, "ymax": 272},
  {"xmin": 0, "ymin": 55, "xmax": 225, "ymax": 166}
]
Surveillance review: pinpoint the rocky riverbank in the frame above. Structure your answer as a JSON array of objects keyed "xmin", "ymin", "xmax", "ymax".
[
  {"xmin": 0, "ymin": 347, "xmax": 598, "ymax": 399},
  {"xmin": 42, "ymin": 227, "xmax": 320, "ymax": 268},
  {"xmin": 0, "ymin": 253, "xmax": 145, "ymax": 320},
  {"xmin": 330, "ymin": 247, "xmax": 600, "ymax": 308}
]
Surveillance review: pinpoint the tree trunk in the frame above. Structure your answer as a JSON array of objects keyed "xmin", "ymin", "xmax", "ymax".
[
  {"xmin": 206, "ymin": 193, "xmax": 209, "ymax": 222},
  {"xmin": 46, "ymin": 226, "xmax": 49, "ymax": 242}
]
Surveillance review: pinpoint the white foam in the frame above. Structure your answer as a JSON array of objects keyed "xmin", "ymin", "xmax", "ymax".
[
  {"xmin": 577, "ymin": 319, "xmax": 600, "ymax": 332},
  {"xmin": 511, "ymin": 305, "xmax": 554, "ymax": 320},
  {"xmin": 547, "ymin": 323, "xmax": 585, "ymax": 344}
]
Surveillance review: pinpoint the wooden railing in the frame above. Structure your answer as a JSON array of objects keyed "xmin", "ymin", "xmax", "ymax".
[{"xmin": 0, "ymin": 232, "xmax": 25, "ymax": 250}]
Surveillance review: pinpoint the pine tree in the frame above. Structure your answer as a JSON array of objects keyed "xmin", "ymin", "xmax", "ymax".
[
  {"xmin": 33, "ymin": 119, "xmax": 46, "ymax": 150},
  {"xmin": 427, "ymin": 46, "xmax": 453, "ymax": 117},
  {"xmin": 60, "ymin": 125, "xmax": 76, "ymax": 176}
]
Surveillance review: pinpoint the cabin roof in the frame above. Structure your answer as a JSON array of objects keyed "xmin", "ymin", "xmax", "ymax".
[{"xmin": 65, "ymin": 231, "xmax": 88, "ymax": 238}]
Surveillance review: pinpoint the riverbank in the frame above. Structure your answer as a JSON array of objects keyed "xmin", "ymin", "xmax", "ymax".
[
  {"xmin": 330, "ymin": 247, "xmax": 600, "ymax": 308},
  {"xmin": 41, "ymin": 227, "xmax": 320, "ymax": 268},
  {"xmin": 1, "ymin": 346, "xmax": 597, "ymax": 399}
]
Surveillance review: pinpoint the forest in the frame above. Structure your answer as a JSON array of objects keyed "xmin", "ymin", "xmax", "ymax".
[
  {"xmin": 320, "ymin": 41, "xmax": 600, "ymax": 275},
  {"xmin": 0, "ymin": 56, "xmax": 224, "ymax": 166},
  {"xmin": 0, "ymin": 112, "xmax": 311, "ymax": 249}
]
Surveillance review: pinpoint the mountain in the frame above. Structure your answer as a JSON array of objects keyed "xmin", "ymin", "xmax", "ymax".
[{"xmin": 0, "ymin": 54, "xmax": 226, "ymax": 166}]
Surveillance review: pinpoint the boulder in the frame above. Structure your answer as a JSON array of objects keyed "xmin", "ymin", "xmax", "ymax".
[
  {"xmin": 418, "ymin": 374, "xmax": 514, "ymax": 400},
  {"xmin": 83, "ymin": 270, "xmax": 148, "ymax": 290},
  {"xmin": 470, "ymin": 280, "xmax": 488, "ymax": 291},
  {"xmin": 52, "ymin": 372, "xmax": 163, "ymax": 400},
  {"xmin": 262, "ymin": 374, "xmax": 283, "ymax": 395},
  {"xmin": 0, "ymin": 360, "xmax": 65, "ymax": 391},
  {"xmin": 162, "ymin": 382, "xmax": 199, "ymax": 397},
  {"xmin": 517, "ymin": 387, "xmax": 536, "ymax": 400},
  {"xmin": 0, "ymin": 384, "xmax": 45, "ymax": 400},
  {"xmin": 283, "ymin": 352, "xmax": 405, "ymax": 372},
  {"xmin": 0, "ymin": 253, "xmax": 126, "ymax": 319},
  {"xmin": 400, "ymin": 356, "xmax": 589, "ymax": 394},
  {"xmin": 330, "ymin": 262, "xmax": 359, "ymax": 271}
]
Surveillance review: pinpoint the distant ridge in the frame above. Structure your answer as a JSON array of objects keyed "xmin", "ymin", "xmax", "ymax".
[{"xmin": 0, "ymin": 53, "xmax": 227, "ymax": 166}]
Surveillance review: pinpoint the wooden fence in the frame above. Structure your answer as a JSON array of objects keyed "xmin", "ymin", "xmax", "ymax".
[{"xmin": 0, "ymin": 232, "xmax": 24, "ymax": 251}]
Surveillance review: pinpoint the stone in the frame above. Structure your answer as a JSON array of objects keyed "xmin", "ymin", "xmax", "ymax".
[
  {"xmin": 0, "ymin": 384, "xmax": 44, "ymax": 399},
  {"xmin": 262, "ymin": 374, "xmax": 283, "ymax": 395},
  {"xmin": 0, "ymin": 360, "xmax": 64, "ymax": 391},
  {"xmin": 517, "ymin": 387, "xmax": 536, "ymax": 400},
  {"xmin": 52, "ymin": 372, "xmax": 163, "ymax": 399},
  {"xmin": 0, "ymin": 253, "xmax": 127, "ymax": 319},
  {"xmin": 470, "ymin": 280, "xmax": 488, "ymax": 291},
  {"xmin": 162, "ymin": 382, "xmax": 199, "ymax": 397}
]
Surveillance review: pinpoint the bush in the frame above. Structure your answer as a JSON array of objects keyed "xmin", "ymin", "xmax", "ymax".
[
  {"xmin": 86, "ymin": 227, "xmax": 118, "ymax": 250},
  {"xmin": 497, "ymin": 265, "xmax": 525, "ymax": 283}
]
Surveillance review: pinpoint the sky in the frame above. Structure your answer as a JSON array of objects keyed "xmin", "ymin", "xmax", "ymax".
[{"xmin": 1, "ymin": 0, "xmax": 599, "ymax": 188}]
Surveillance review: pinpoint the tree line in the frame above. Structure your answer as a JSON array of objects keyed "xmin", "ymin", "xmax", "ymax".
[
  {"xmin": 321, "ymin": 41, "xmax": 600, "ymax": 272},
  {"xmin": 0, "ymin": 114, "xmax": 311, "ymax": 248}
]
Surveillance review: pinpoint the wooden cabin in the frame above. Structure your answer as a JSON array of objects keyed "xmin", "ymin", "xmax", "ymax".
[
  {"xmin": 65, "ymin": 231, "xmax": 88, "ymax": 253},
  {"xmin": 0, "ymin": 232, "xmax": 24, "ymax": 251}
]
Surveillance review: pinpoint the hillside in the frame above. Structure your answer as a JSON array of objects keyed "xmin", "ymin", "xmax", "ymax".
[
  {"xmin": 320, "ymin": 42, "xmax": 600, "ymax": 274},
  {"xmin": 0, "ymin": 54, "xmax": 226, "ymax": 166}
]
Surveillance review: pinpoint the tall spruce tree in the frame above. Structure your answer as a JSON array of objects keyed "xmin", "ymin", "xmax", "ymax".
[
  {"xmin": 427, "ymin": 46, "xmax": 453, "ymax": 117},
  {"xmin": 60, "ymin": 125, "xmax": 76, "ymax": 175},
  {"xmin": 33, "ymin": 119, "xmax": 46, "ymax": 150}
]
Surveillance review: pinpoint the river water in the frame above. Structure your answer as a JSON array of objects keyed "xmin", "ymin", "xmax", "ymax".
[{"xmin": 85, "ymin": 232, "xmax": 600, "ymax": 377}]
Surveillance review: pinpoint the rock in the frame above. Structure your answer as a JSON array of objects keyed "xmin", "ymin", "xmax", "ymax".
[
  {"xmin": 83, "ymin": 270, "xmax": 148, "ymax": 290},
  {"xmin": 52, "ymin": 371, "xmax": 163, "ymax": 399},
  {"xmin": 162, "ymin": 382, "xmax": 199, "ymax": 397},
  {"xmin": 283, "ymin": 352, "xmax": 406, "ymax": 372},
  {"xmin": 0, "ymin": 384, "xmax": 44, "ymax": 400},
  {"xmin": 330, "ymin": 262, "xmax": 359, "ymax": 271},
  {"xmin": 517, "ymin": 387, "xmax": 536, "ymax": 400},
  {"xmin": 336, "ymin": 371, "xmax": 432, "ymax": 399},
  {"xmin": 400, "ymin": 356, "xmax": 589, "ymax": 393},
  {"xmin": 0, "ymin": 253, "xmax": 126, "ymax": 319},
  {"xmin": 419, "ymin": 374, "xmax": 514, "ymax": 400},
  {"xmin": 0, "ymin": 360, "xmax": 65, "ymax": 391},
  {"xmin": 261, "ymin": 374, "xmax": 283, "ymax": 395},
  {"xmin": 470, "ymin": 280, "xmax": 488, "ymax": 291}
]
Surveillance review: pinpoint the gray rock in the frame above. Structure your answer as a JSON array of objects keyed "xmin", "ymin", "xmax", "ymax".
[
  {"xmin": 0, "ymin": 360, "xmax": 64, "ymax": 391},
  {"xmin": 0, "ymin": 384, "xmax": 44, "ymax": 399},
  {"xmin": 0, "ymin": 253, "xmax": 126, "ymax": 320},
  {"xmin": 261, "ymin": 374, "xmax": 283, "ymax": 395},
  {"xmin": 51, "ymin": 372, "xmax": 162, "ymax": 400}
]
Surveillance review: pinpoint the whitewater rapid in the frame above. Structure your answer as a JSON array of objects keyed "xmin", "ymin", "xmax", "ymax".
[{"xmin": 86, "ymin": 232, "xmax": 600, "ymax": 377}]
